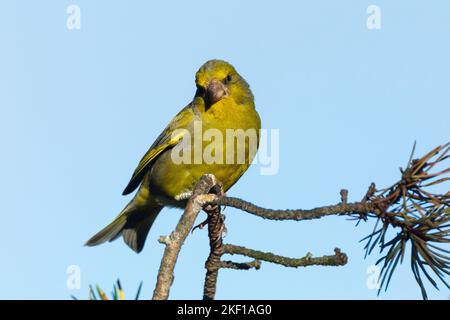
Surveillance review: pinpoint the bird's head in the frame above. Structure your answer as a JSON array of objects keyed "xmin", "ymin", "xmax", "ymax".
[{"xmin": 195, "ymin": 59, "xmax": 254, "ymax": 110}]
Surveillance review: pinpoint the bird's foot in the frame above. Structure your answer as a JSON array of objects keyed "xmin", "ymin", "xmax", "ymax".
[
  {"xmin": 191, "ymin": 205, "xmax": 227, "ymax": 238},
  {"xmin": 190, "ymin": 180, "xmax": 226, "ymax": 234}
]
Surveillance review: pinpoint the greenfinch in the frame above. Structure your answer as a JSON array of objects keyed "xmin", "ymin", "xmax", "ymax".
[{"xmin": 86, "ymin": 60, "xmax": 261, "ymax": 253}]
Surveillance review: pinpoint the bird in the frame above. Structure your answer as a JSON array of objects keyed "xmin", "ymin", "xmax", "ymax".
[{"xmin": 85, "ymin": 59, "xmax": 261, "ymax": 253}]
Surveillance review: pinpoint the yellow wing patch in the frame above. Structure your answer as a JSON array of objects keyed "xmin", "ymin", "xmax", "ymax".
[{"xmin": 122, "ymin": 131, "xmax": 184, "ymax": 195}]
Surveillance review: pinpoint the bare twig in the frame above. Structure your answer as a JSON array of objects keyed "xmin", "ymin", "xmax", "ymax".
[
  {"xmin": 218, "ymin": 196, "xmax": 377, "ymax": 221},
  {"xmin": 223, "ymin": 245, "xmax": 348, "ymax": 268},
  {"xmin": 201, "ymin": 196, "xmax": 347, "ymax": 299},
  {"xmin": 152, "ymin": 174, "xmax": 219, "ymax": 300}
]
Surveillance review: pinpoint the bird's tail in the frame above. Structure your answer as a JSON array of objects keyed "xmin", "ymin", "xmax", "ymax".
[{"xmin": 85, "ymin": 201, "xmax": 163, "ymax": 253}]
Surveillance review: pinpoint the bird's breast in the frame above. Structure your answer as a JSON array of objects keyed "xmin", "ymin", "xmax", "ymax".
[{"xmin": 147, "ymin": 101, "xmax": 260, "ymax": 204}]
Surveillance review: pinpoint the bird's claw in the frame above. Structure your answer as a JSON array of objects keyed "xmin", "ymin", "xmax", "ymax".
[{"xmin": 192, "ymin": 218, "xmax": 209, "ymax": 234}]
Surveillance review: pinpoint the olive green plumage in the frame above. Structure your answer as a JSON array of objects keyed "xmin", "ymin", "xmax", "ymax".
[{"xmin": 85, "ymin": 60, "xmax": 261, "ymax": 253}]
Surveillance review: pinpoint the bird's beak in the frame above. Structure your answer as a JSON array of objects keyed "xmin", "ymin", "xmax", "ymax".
[{"xmin": 204, "ymin": 79, "xmax": 228, "ymax": 107}]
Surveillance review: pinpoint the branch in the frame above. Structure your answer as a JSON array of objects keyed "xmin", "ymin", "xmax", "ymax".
[
  {"xmin": 151, "ymin": 142, "xmax": 448, "ymax": 300},
  {"xmin": 152, "ymin": 174, "xmax": 219, "ymax": 300},
  {"xmin": 223, "ymin": 245, "xmax": 348, "ymax": 268},
  {"xmin": 218, "ymin": 196, "xmax": 376, "ymax": 221},
  {"xmin": 203, "ymin": 184, "xmax": 226, "ymax": 300},
  {"xmin": 212, "ymin": 142, "xmax": 449, "ymax": 299},
  {"xmin": 201, "ymin": 184, "xmax": 348, "ymax": 300}
]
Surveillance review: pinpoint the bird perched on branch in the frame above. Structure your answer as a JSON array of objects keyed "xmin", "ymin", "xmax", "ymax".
[{"xmin": 86, "ymin": 60, "xmax": 261, "ymax": 253}]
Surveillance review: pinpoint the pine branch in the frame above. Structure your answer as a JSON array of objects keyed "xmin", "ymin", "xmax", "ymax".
[{"xmin": 152, "ymin": 142, "xmax": 449, "ymax": 300}]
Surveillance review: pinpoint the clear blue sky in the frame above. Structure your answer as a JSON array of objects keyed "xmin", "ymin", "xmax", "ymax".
[{"xmin": 0, "ymin": 1, "xmax": 449, "ymax": 299}]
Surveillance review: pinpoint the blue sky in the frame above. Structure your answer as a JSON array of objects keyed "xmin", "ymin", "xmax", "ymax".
[{"xmin": 0, "ymin": 1, "xmax": 449, "ymax": 299}]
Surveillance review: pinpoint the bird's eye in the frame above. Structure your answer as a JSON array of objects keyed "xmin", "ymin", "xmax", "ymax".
[{"xmin": 224, "ymin": 74, "xmax": 232, "ymax": 84}]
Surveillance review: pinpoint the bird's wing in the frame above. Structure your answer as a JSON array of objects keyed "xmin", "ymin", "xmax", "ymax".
[{"xmin": 122, "ymin": 105, "xmax": 195, "ymax": 195}]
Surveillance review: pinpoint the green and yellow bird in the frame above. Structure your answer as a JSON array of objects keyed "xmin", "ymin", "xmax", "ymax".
[{"xmin": 85, "ymin": 60, "xmax": 261, "ymax": 253}]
